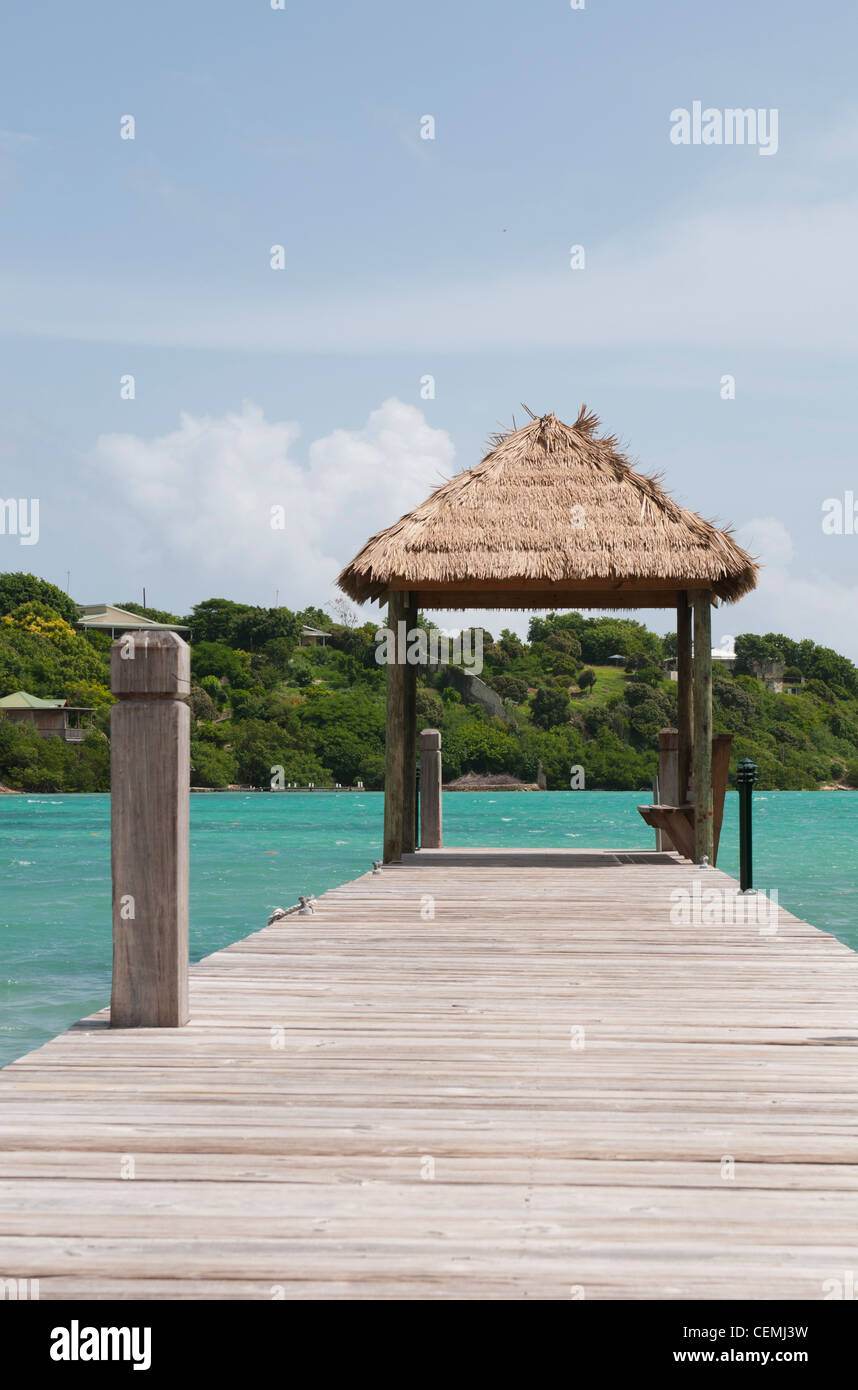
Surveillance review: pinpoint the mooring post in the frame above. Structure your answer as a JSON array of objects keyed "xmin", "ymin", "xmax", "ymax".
[
  {"xmin": 110, "ymin": 630, "xmax": 191, "ymax": 1028},
  {"xmin": 737, "ymin": 757, "xmax": 758, "ymax": 892},
  {"xmin": 419, "ymin": 728, "xmax": 442, "ymax": 849}
]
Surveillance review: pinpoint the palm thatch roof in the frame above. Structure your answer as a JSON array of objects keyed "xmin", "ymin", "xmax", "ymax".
[{"xmin": 337, "ymin": 407, "xmax": 758, "ymax": 610}]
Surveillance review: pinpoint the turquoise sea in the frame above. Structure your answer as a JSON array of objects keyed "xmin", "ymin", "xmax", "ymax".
[{"xmin": 1, "ymin": 790, "xmax": 856, "ymax": 1068}]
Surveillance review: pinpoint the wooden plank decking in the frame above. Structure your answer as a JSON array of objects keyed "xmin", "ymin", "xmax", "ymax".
[{"xmin": 1, "ymin": 847, "xmax": 857, "ymax": 1300}]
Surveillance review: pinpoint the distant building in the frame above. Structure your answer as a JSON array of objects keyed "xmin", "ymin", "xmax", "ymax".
[
  {"xmin": 665, "ymin": 635, "xmax": 737, "ymax": 682},
  {"xmin": 747, "ymin": 657, "xmax": 787, "ymax": 693},
  {"xmin": 300, "ymin": 625, "xmax": 329, "ymax": 647},
  {"xmin": 74, "ymin": 600, "xmax": 190, "ymax": 636},
  {"xmin": 711, "ymin": 635, "xmax": 737, "ymax": 672},
  {"xmin": 76, "ymin": 604, "xmax": 191, "ymax": 639},
  {"xmin": 0, "ymin": 691, "xmax": 95, "ymax": 742}
]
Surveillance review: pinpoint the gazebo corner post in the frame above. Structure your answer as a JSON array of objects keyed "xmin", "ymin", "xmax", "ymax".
[
  {"xmin": 690, "ymin": 590, "xmax": 714, "ymax": 865},
  {"xmin": 401, "ymin": 593, "xmax": 419, "ymax": 855},
  {"xmin": 676, "ymin": 591, "xmax": 693, "ymax": 803},
  {"xmin": 382, "ymin": 590, "xmax": 416, "ymax": 863}
]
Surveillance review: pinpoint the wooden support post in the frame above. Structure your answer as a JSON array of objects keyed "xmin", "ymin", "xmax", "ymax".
[
  {"xmin": 657, "ymin": 728, "xmax": 680, "ymax": 851},
  {"xmin": 651, "ymin": 772, "xmax": 663, "ymax": 850},
  {"xmin": 677, "ymin": 591, "xmax": 693, "ymax": 802},
  {"xmin": 383, "ymin": 591, "xmax": 407, "ymax": 863},
  {"xmin": 419, "ymin": 729, "xmax": 443, "ymax": 848},
  {"xmin": 110, "ymin": 630, "xmax": 190, "ymax": 1028},
  {"xmin": 402, "ymin": 594, "xmax": 418, "ymax": 854},
  {"xmin": 691, "ymin": 591, "xmax": 713, "ymax": 865}
]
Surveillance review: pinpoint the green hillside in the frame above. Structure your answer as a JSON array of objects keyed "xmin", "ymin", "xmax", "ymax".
[{"xmin": 2, "ymin": 571, "xmax": 858, "ymax": 794}]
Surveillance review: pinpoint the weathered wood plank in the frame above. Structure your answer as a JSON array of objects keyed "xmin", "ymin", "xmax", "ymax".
[{"xmin": 1, "ymin": 847, "xmax": 856, "ymax": 1299}]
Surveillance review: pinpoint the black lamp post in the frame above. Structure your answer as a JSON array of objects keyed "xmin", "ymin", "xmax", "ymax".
[{"xmin": 736, "ymin": 758, "xmax": 758, "ymax": 892}]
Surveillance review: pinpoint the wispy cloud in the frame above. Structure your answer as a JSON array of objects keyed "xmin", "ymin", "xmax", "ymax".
[
  {"xmin": 3, "ymin": 186, "xmax": 857, "ymax": 355},
  {"xmin": 84, "ymin": 398, "xmax": 454, "ymax": 610},
  {"xmin": 731, "ymin": 517, "xmax": 858, "ymax": 657}
]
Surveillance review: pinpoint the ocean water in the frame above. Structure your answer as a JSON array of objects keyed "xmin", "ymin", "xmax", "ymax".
[{"xmin": 1, "ymin": 790, "xmax": 856, "ymax": 1068}]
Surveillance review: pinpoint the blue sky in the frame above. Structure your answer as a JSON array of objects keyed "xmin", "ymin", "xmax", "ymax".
[{"xmin": 2, "ymin": 0, "xmax": 857, "ymax": 652}]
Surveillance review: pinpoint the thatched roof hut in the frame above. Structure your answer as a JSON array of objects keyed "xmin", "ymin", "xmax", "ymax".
[
  {"xmin": 338, "ymin": 407, "xmax": 757, "ymax": 609},
  {"xmin": 337, "ymin": 405, "xmax": 757, "ymax": 867}
]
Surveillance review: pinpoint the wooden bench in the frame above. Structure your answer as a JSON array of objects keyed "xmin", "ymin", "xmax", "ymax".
[{"xmin": 638, "ymin": 731, "xmax": 732, "ymax": 865}]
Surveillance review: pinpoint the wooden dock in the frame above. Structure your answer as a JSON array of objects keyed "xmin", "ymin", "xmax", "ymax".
[{"xmin": 2, "ymin": 847, "xmax": 857, "ymax": 1300}]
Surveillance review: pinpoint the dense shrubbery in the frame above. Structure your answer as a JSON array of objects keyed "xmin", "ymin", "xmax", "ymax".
[
  {"xmin": 0, "ymin": 718, "xmax": 109, "ymax": 791},
  {"xmin": 2, "ymin": 573, "xmax": 858, "ymax": 793}
]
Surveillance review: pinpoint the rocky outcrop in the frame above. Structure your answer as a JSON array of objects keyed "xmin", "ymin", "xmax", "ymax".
[{"xmin": 444, "ymin": 771, "xmax": 542, "ymax": 791}]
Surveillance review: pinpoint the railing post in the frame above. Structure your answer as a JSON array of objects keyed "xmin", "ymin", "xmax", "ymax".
[
  {"xmin": 419, "ymin": 728, "xmax": 442, "ymax": 849},
  {"xmin": 110, "ymin": 630, "xmax": 191, "ymax": 1027},
  {"xmin": 737, "ymin": 757, "xmax": 758, "ymax": 892}
]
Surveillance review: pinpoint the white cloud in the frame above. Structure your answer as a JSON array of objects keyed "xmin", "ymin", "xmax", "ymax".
[
  {"xmin": 730, "ymin": 517, "xmax": 858, "ymax": 658},
  {"xmin": 88, "ymin": 398, "xmax": 455, "ymax": 611}
]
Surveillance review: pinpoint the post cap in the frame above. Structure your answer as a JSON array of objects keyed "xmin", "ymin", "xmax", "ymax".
[
  {"xmin": 736, "ymin": 757, "xmax": 758, "ymax": 786},
  {"xmin": 111, "ymin": 630, "xmax": 191, "ymax": 696},
  {"xmin": 419, "ymin": 728, "xmax": 442, "ymax": 750}
]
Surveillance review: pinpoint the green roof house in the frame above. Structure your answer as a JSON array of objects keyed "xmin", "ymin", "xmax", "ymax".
[{"xmin": 0, "ymin": 691, "xmax": 95, "ymax": 742}]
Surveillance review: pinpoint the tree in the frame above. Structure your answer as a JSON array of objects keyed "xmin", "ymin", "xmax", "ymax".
[
  {"xmin": 531, "ymin": 687, "xmax": 571, "ymax": 730},
  {"xmin": 499, "ymin": 629, "xmax": 526, "ymax": 660},
  {"xmin": 551, "ymin": 653, "xmax": 579, "ymax": 679},
  {"xmin": 629, "ymin": 700, "xmax": 665, "ymax": 742},
  {"xmin": 492, "ymin": 675, "xmax": 529, "ymax": 704},
  {"xmin": 199, "ymin": 674, "xmax": 226, "ymax": 707},
  {"xmin": 191, "ymin": 641, "xmax": 252, "ymax": 687},
  {"xmin": 0, "ymin": 572, "xmax": 78, "ymax": 625},
  {"xmin": 0, "ymin": 603, "xmax": 111, "ymax": 700},
  {"xmin": 578, "ymin": 668, "xmax": 597, "ymax": 692},
  {"xmin": 2, "ymin": 602, "xmax": 76, "ymax": 640},
  {"xmin": 734, "ymin": 634, "xmax": 783, "ymax": 675},
  {"xmin": 189, "ymin": 742, "xmax": 237, "ymax": 787},
  {"xmin": 189, "ymin": 685, "xmax": 217, "ymax": 721},
  {"xmin": 416, "ymin": 688, "xmax": 444, "ymax": 725}
]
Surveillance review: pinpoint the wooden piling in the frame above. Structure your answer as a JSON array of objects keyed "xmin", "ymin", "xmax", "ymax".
[
  {"xmin": 691, "ymin": 592, "xmax": 713, "ymax": 865},
  {"xmin": 109, "ymin": 630, "xmax": 190, "ymax": 1028},
  {"xmin": 676, "ymin": 591, "xmax": 693, "ymax": 802},
  {"xmin": 382, "ymin": 591, "xmax": 407, "ymax": 863},
  {"xmin": 657, "ymin": 728, "xmax": 680, "ymax": 851},
  {"xmin": 419, "ymin": 728, "xmax": 443, "ymax": 849},
  {"xmin": 402, "ymin": 594, "xmax": 419, "ymax": 855}
]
